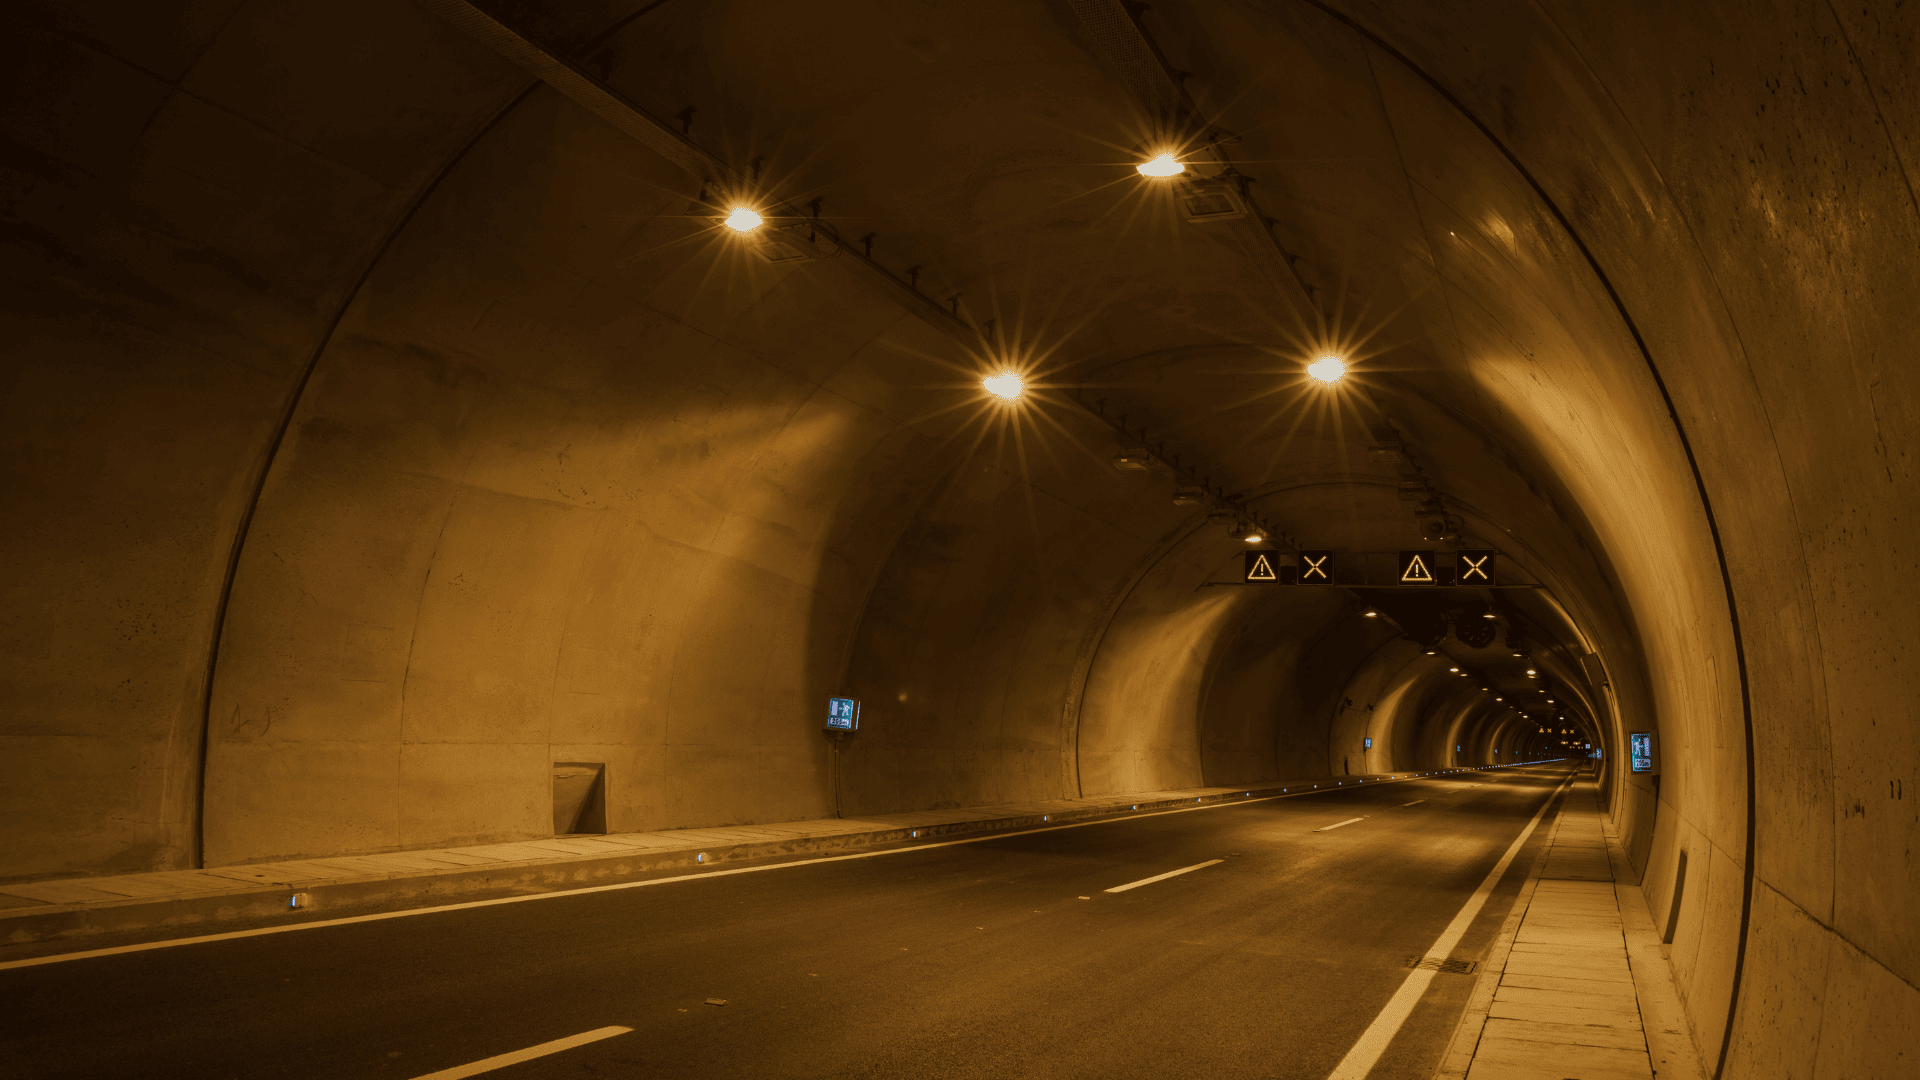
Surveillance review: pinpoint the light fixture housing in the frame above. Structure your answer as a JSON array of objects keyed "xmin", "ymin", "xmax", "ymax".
[{"xmin": 723, "ymin": 206, "xmax": 764, "ymax": 232}]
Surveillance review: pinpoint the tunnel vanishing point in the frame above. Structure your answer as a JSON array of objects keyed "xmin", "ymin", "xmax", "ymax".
[{"xmin": 1, "ymin": 1, "xmax": 1916, "ymax": 1077}]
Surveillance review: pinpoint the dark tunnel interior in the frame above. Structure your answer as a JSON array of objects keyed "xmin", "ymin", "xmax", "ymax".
[{"xmin": 1, "ymin": 1, "xmax": 1915, "ymax": 1077}]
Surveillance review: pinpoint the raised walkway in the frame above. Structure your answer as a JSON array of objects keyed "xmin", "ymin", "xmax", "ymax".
[
  {"xmin": 0, "ymin": 768, "xmax": 1462, "ymax": 960},
  {"xmin": 1437, "ymin": 779, "xmax": 1706, "ymax": 1080}
]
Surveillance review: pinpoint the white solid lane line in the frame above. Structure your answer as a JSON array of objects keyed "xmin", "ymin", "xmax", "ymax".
[
  {"xmin": 1323, "ymin": 772, "xmax": 1572, "ymax": 1080},
  {"xmin": 1104, "ymin": 859, "xmax": 1225, "ymax": 893},
  {"xmin": 1401, "ymin": 800, "xmax": 1426, "ymax": 807},
  {"xmin": 1315, "ymin": 817, "xmax": 1366, "ymax": 832},
  {"xmin": 410, "ymin": 1026, "xmax": 632, "ymax": 1079}
]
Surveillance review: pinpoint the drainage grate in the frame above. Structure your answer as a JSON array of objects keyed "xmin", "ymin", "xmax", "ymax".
[{"xmin": 1405, "ymin": 956, "xmax": 1479, "ymax": 975}]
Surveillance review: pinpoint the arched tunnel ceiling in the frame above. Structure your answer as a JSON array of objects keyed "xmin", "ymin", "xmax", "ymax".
[{"xmin": 2, "ymin": 1, "xmax": 1917, "ymax": 1076}]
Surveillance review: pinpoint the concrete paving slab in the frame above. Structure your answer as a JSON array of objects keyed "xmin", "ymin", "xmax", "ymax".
[
  {"xmin": 1481, "ymin": 1016, "xmax": 1648, "ymax": 1051},
  {"xmin": 0, "ymin": 881, "xmax": 132, "ymax": 904},
  {"xmin": 1494, "ymin": 983, "xmax": 1640, "ymax": 1012},
  {"xmin": 76, "ymin": 875, "xmax": 222, "ymax": 898},
  {"xmin": 1470, "ymin": 1036, "xmax": 1652, "ymax": 1080},
  {"xmin": 1520, "ymin": 914, "xmax": 1628, "ymax": 941},
  {"xmin": 1488, "ymin": 998, "xmax": 1643, "ymax": 1028},
  {"xmin": 1500, "ymin": 970, "xmax": 1641, "ymax": 995}
]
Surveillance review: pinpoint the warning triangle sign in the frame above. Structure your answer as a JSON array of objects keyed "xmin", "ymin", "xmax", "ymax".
[
  {"xmin": 1247, "ymin": 553, "xmax": 1277, "ymax": 581},
  {"xmin": 1400, "ymin": 553, "xmax": 1435, "ymax": 584}
]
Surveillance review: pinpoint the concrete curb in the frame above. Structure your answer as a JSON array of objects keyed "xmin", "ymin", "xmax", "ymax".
[
  {"xmin": 0, "ymin": 766, "xmax": 1533, "ymax": 960},
  {"xmin": 1431, "ymin": 781, "xmax": 1571, "ymax": 1078},
  {"xmin": 0, "ymin": 775, "xmax": 1429, "ymax": 954}
]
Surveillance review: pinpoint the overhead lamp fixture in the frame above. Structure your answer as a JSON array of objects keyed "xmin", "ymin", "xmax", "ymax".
[
  {"xmin": 1362, "ymin": 608, "xmax": 1378, "ymax": 618},
  {"xmin": 1448, "ymin": 666, "xmax": 1460, "ymax": 672},
  {"xmin": 1482, "ymin": 612, "xmax": 1497, "ymax": 620},
  {"xmin": 1233, "ymin": 522, "xmax": 1264, "ymax": 544},
  {"xmin": 1136, "ymin": 152, "xmax": 1185, "ymax": 178},
  {"xmin": 982, "ymin": 371, "xmax": 1025, "ymax": 401},
  {"xmin": 1526, "ymin": 668, "xmax": 1537, "ymax": 675},
  {"xmin": 723, "ymin": 206, "xmax": 764, "ymax": 232},
  {"xmin": 1306, "ymin": 355, "xmax": 1348, "ymax": 384}
]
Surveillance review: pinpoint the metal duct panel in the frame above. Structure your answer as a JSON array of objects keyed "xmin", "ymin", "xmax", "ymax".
[
  {"xmin": 418, "ymin": 0, "xmax": 976, "ymax": 345},
  {"xmin": 1067, "ymin": 0, "xmax": 1183, "ymax": 123},
  {"xmin": 418, "ymin": 0, "xmax": 726, "ymax": 182}
]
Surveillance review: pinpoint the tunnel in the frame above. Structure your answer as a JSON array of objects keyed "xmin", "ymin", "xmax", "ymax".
[{"xmin": 1, "ymin": 1, "xmax": 1914, "ymax": 1077}]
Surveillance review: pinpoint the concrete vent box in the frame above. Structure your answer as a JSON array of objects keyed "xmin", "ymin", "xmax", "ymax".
[{"xmin": 552, "ymin": 762, "xmax": 607, "ymax": 835}]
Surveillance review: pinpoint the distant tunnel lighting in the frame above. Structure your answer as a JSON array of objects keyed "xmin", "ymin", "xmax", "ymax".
[
  {"xmin": 1448, "ymin": 667, "xmax": 1460, "ymax": 672},
  {"xmin": 1137, "ymin": 152, "xmax": 1185, "ymax": 178},
  {"xmin": 1307, "ymin": 355, "xmax": 1348, "ymax": 384},
  {"xmin": 983, "ymin": 371, "xmax": 1025, "ymax": 401},
  {"xmin": 723, "ymin": 206, "xmax": 763, "ymax": 232},
  {"xmin": 1526, "ymin": 668, "xmax": 1537, "ymax": 675},
  {"xmin": 1482, "ymin": 612, "xmax": 1497, "ymax": 619},
  {"xmin": 1363, "ymin": 609, "xmax": 1378, "ymax": 617}
]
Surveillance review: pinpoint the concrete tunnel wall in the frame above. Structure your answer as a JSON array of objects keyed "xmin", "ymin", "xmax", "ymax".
[{"xmin": 1, "ymin": 1, "xmax": 1915, "ymax": 1077}]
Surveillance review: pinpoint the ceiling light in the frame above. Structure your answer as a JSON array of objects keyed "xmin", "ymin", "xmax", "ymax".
[
  {"xmin": 983, "ymin": 371, "xmax": 1025, "ymax": 401},
  {"xmin": 1137, "ymin": 152, "xmax": 1185, "ymax": 178},
  {"xmin": 1307, "ymin": 355, "xmax": 1348, "ymax": 384},
  {"xmin": 1362, "ymin": 608, "xmax": 1378, "ymax": 618},
  {"xmin": 1482, "ymin": 612, "xmax": 1497, "ymax": 619},
  {"xmin": 723, "ymin": 206, "xmax": 764, "ymax": 232}
]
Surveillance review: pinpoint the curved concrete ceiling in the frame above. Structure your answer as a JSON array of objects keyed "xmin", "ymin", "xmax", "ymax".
[{"xmin": 2, "ymin": 1, "xmax": 1914, "ymax": 1075}]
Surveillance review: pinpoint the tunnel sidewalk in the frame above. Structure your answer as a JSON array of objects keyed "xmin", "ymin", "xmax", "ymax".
[
  {"xmin": 0, "ymin": 768, "xmax": 1473, "ymax": 959},
  {"xmin": 1436, "ymin": 779, "xmax": 1705, "ymax": 1080}
]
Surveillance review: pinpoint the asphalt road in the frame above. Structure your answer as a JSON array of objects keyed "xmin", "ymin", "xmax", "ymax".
[{"xmin": 2, "ymin": 764, "xmax": 1576, "ymax": 1080}]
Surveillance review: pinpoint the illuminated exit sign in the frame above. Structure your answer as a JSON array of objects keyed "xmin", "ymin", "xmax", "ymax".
[{"xmin": 1630, "ymin": 732, "xmax": 1654, "ymax": 773}]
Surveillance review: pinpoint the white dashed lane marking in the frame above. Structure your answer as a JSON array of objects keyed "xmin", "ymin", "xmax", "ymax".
[
  {"xmin": 1104, "ymin": 860, "xmax": 1225, "ymax": 893},
  {"xmin": 410, "ymin": 1026, "xmax": 631, "ymax": 1079}
]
